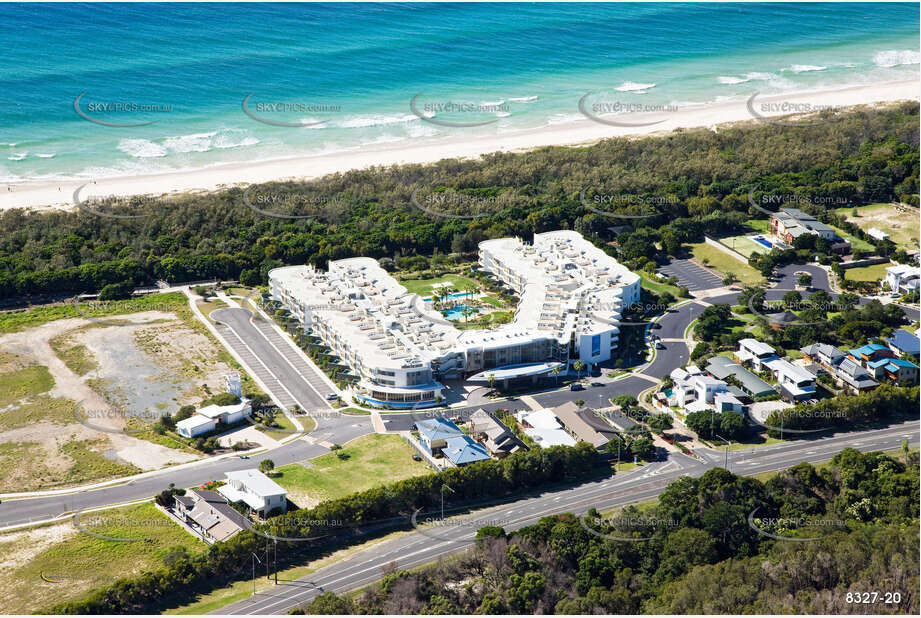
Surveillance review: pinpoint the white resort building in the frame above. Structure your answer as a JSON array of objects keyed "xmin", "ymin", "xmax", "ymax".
[{"xmin": 269, "ymin": 230, "xmax": 640, "ymax": 408}]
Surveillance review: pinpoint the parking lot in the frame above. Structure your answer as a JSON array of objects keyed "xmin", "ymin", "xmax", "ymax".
[{"xmin": 657, "ymin": 259, "xmax": 723, "ymax": 291}]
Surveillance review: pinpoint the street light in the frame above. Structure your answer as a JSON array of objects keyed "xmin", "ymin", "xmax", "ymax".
[
  {"xmin": 251, "ymin": 552, "xmax": 262, "ymax": 596},
  {"xmin": 714, "ymin": 433, "xmax": 731, "ymax": 471},
  {"xmin": 440, "ymin": 483, "xmax": 454, "ymax": 520}
]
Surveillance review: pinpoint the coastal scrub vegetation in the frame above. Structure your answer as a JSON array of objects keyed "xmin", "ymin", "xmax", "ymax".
[
  {"xmin": 296, "ymin": 448, "xmax": 920, "ymax": 615},
  {"xmin": 1, "ymin": 103, "xmax": 917, "ymax": 299}
]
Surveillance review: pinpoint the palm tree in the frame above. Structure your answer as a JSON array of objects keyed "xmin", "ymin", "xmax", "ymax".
[
  {"xmin": 462, "ymin": 305, "xmax": 477, "ymax": 323},
  {"xmin": 487, "ymin": 373, "xmax": 497, "ymax": 392},
  {"xmin": 573, "ymin": 360, "xmax": 586, "ymax": 380},
  {"xmin": 550, "ymin": 364, "xmax": 562, "ymax": 385}
]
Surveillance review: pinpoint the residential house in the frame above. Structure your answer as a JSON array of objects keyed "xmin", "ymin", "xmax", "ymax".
[
  {"xmin": 867, "ymin": 358, "xmax": 920, "ymax": 386},
  {"xmin": 848, "ymin": 343, "xmax": 896, "ymax": 365},
  {"xmin": 885, "ymin": 329, "xmax": 920, "ymax": 358},
  {"xmin": 769, "ymin": 208, "xmax": 850, "ymax": 253},
  {"xmin": 174, "ymin": 489, "xmax": 253, "ymax": 543},
  {"xmin": 175, "ymin": 392, "xmax": 251, "ymax": 439},
  {"xmin": 671, "ymin": 365, "xmax": 742, "ymax": 414},
  {"xmin": 415, "ymin": 418, "xmax": 464, "ymax": 456},
  {"xmin": 218, "ymin": 469, "xmax": 288, "ymax": 517},
  {"xmin": 442, "ymin": 435, "xmax": 491, "ymax": 466},
  {"xmin": 885, "ymin": 264, "xmax": 921, "ymax": 295},
  {"xmin": 706, "ymin": 356, "xmax": 775, "ymax": 399},
  {"xmin": 552, "ymin": 402, "xmax": 610, "ymax": 447},
  {"xmin": 764, "ymin": 358, "xmax": 817, "ymax": 402},
  {"xmin": 800, "ymin": 343, "xmax": 847, "ymax": 370},
  {"xmin": 467, "ymin": 408, "xmax": 525, "ymax": 457},
  {"xmin": 835, "ymin": 358, "xmax": 879, "ymax": 394},
  {"xmin": 736, "ymin": 338, "xmax": 779, "ymax": 371},
  {"xmin": 515, "ymin": 408, "xmax": 577, "ymax": 447}
]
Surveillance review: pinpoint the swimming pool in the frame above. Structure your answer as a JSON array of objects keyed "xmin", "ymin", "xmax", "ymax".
[
  {"xmin": 425, "ymin": 291, "xmax": 474, "ymax": 302},
  {"xmin": 752, "ymin": 235, "xmax": 773, "ymax": 249},
  {"xmin": 441, "ymin": 304, "xmax": 484, "ymax": 321}
]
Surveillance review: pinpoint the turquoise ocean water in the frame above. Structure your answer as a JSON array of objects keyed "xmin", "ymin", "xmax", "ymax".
[{"xmin": 0, "ymin": 2, "xmax": 917, "ymax": 184}]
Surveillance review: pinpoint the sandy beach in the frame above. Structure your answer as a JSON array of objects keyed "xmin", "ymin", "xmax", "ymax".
[{"xmin": 3, "ymin": 79, "xmax": 918, "ymax": 213}]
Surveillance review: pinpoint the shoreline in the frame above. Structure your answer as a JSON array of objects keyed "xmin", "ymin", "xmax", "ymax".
[{"xmin": 2, "ymin": 79, "xmax": 918, "ymax": 213}]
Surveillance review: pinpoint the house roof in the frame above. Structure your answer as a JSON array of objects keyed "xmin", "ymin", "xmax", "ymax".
[
  {"xmin": 523, "ymin": 426, "xmax": 578, "ymax": 447},
  {"xmin": 800, "ymin": 343, "xmax": 846, "ymax": 363},
  {"xmin": 468, "ymin": 409, "xmax": 523, "ymax": 454},
  {"xmin": 552, "ymin": 402, "xmax": 608, "ymax": 447},
  {"xmin": 416, "ymin": 418, "xmax": 464, "ymax": 441},
  {"xmin": 849, "ymin": 343, "xmax": 890, "ymax": 357},
  {"xmin": 198, "ymin": 399, "xmax": 250, "ymax": 419},
  {"xmin": 886, "ymin": 358, "xmax": 919, "ymax": 369},
  {"xmin": 184, "ymin": 489, "xmax": 253, "ymax": 541},
  {"xmin": 739, "ymin": 338, "xmax": 776, "ymax": 356},
  {"xmin": 836, "ymin": 358, "xmax": 878, "ymax": 389},
  {"xmin": 224, "ymin": 469, "xmax": 287, "ymax": 497},
  {"xmin": 765, "ymin": 358, "xmax": 816, "ymax": 383},
  {"xmin": 176, "ymin": 414, "xmax": 215, "ymax": 432},
  {"xmin": 706, "ymin": 356, "xmax": 775, "ymax": 397},
  {"xmin": 886, "ymin": 330, "xmax": 920, "ymax": 355},
  {"xmin": 443, "ymin": 435, "xmax": 491, "ymax": 465},
  {"xmin": 517, "ymin": 408, "xmax": 563, "ymax": 430}
]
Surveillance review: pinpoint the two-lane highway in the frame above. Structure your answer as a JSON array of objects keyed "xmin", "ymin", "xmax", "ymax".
[{"xmin": 218, "ymin": 420, "xmax": 919, "ymax": 615}]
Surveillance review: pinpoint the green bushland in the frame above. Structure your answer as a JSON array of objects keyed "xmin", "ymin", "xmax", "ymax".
[
  {"xmin": 1, "ymin": 103, "xmax": 916, "ymax": 300},
  {"xmin": 300, "ymin": 447, "xmax": 920, "ymax": 615}
]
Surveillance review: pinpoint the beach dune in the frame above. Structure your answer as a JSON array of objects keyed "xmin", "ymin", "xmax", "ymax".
[{"xmin": 2, "ymin": 80, "xmax": 918, "ymax": 213}]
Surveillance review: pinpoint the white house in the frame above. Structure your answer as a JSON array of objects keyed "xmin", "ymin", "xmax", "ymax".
[
  {"xmin": 218, "ymin": 469, "xmax": 288, "ymax": 517},
  {"xmin": 670, "ymin": 365, "xmax": 742, "ymax": 415},
  {"xmin": 764, "ymin": 358, "xmax": 817, "ymax": 401},
  {"xmin": 176, "ymin": 414, "xmax": 216, "ymax": 438},
  {"xmin": 736, "ymin": 338, "xmax": 779, "ymax": 371},
  {"xmin": 885, "ymin": 264, "xmax": 921, "ymax": 295},
  {"xmin": 197, "ymin": 400, "xmax": 251, "ymax": 426},
  {"xmin": 515, "ymin": 408, "xmax": 577, "ymax": 447}
]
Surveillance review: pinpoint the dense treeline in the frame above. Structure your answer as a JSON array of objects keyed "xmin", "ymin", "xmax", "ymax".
[
  {"xmin": 2, "ymin": 102, "xmax": 917, "ymax": 298},
  {"xmin": 764, "ymin": 384, "xmax": 919, "ymax": 436},
  {"xmin": 49, "ymin": 443, "xmax": 602, "ymax": 614},
  {"xmin": 300, "ymin": 447, "xmax": 919, "ymax": 614}
]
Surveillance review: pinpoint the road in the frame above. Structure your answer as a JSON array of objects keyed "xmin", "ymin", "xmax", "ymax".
[{"xmin": 218, "ymin": 419, "xmax": 919, "ymax": 615}]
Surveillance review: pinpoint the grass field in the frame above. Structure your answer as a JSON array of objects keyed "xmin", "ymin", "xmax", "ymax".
[
  {"xmin": 688, "ymin": 242, "xmax": 764, "ymax": 286},
  {"xmin": 830, "ymin": 224, "xmax": 874, "ymax": 252},
  {"xmin": 273, "ymin": 433, "xmax": 432, "ymax": 508},
  {"xmin": 744, "ymin": 218, "xmax": 771, "ymax": 233},
  {"xmin": 0, "ymin": 293, "xmax": 189, "ymax": 335},
  {"xmin": 0, "ymin": 363, "xmax": 54, "ymax": 407},
  {"xmin": 49, "ymin": 334, "xmax": 98, "ymax": 376},
  {"xmin": 844, "ymin": 262, "xmax": 892, "ymax": 282},
  {"xmin": 843, "ymin": 203, "xmax": 920, "ymax": 248},
  {"xmin": 0, "ymin": 501, "xmax": 206, "ymax": 614},
  {"xmin": 718, "ymin": 235, "xmax": 771, "ymax": 258},
  {"xmin": 399, "ymin": 274, "xmax": 479, "ymax": 298}
]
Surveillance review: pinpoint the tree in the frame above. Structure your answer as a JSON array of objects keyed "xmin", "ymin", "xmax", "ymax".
[
  {"xmin": 797, "ymin": 272, "xmax": 813, "ymax": 288},
  {"xmin": 98, "ymin": 280, "xmax": 135, "ymax": 300},
  {"xmin": 259, "ymin": 459, "xmax": 275, "ymax": 474},
  {"xmin": 722, "ymin": 272, "xmax": 738, "ymax": 285},
  {"xmin": 648, "ymin": 413, "xmax": 674, "ymax": 431},
  {"xmin": 305, "ymin": 591, "xmax": 354, "ymax": 614},
  {"xmin": 573, "ymin": 360, "xmax": 587, "ymax": 379},
  {"xmin": 550, "ymin": 364, "xmax": 562, "ymax": 385}
]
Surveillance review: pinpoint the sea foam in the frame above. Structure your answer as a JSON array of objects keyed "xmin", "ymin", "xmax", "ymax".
[{"xmin": 873, "ymin": 49, "xmax": 921, "ymax": 67}]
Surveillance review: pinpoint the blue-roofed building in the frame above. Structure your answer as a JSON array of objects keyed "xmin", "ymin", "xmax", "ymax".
[
  {"xmin": 442, "ymin": 435, "xmax": 491, "ymax": 466},
  {"xmin": 415, "ymin": 418, "xmax": 464, "ymax": 455},
  {"xmin": 848, "ymin": 343, "xmax": 895, "ymax": 365},
  {"xmin": 868, "ymin": 358, "xmax": 919, "ymax": 386},
  {"xmin": 886, "ymin": 329, "xmax": 920, "ymax": 358}
]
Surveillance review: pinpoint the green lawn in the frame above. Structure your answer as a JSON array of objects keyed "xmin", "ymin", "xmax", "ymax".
[
  {"xmin": 843, "ymin": 203, "xmax": 920, "ymax": 249},
  {"xmin": 272, "ymin": 433, "xmax": 432, "ymax": 508},
  {"xmin": 0, "ymin": 501, "xmax": 206, "ymax": 614},
  {"xmin": 687, "ymin": 242, "xmax": 764, "ymax": 286},
  {"xmin": 744, "ymin": 218, "xmax": 771, "ymax": 233},
  {"xmin": 399, "ymin": 274, "xmax": 479, "ymax": 298},
  {"xmin": 844, "ymin": 262, "xmax": 892, "ymax": 282},
  {"xmin": 638, "ymin": 271, "xmax": 685, "ymax": 299},
  {"xmin": 718, "ymin": 235, "xmax": 771, "ymax": 258},
  {"xmin": 830, "ymin": 224, "xmax": 874, "ymax": 252}
]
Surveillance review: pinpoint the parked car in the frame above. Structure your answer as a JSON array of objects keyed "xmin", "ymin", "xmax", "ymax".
[
  {"xmin": 326, "ymin": 393, "xmax": 339, "ymax": 400},
  {"xmin": 412, "ymin": 454, "xmax": 422, "ymax": 461},
  {"xmin": 590, "ymin": 381, "xmax": 604, "ymax": 387},
  {"xmin": 569, "ymin": 383, "xmax": 584, "ymax": 391},
  {"xmin": 655, "ymin": 342, "xmax": 666, "ymax": 349}
]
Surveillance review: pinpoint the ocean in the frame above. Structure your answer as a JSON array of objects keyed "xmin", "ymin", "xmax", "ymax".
[{"xmin": 1, "ymin": 2, "xmax": 917, "ymax": 184}]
